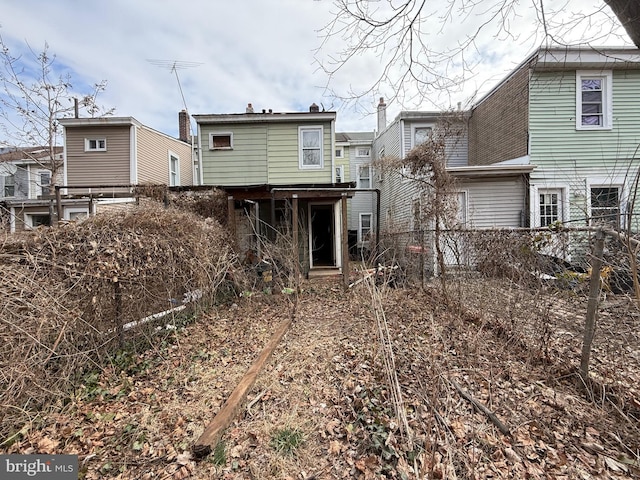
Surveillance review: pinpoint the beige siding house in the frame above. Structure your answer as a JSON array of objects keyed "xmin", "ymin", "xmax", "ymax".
[{"xmin": 59, "ymin": 116, "xmax": 193, "ymax": 219}]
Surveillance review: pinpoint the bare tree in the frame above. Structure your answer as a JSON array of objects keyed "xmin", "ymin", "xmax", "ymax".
[
  {"xmin": 0, "ymin": 35, "xmax": 114, "ymax": 183},
  {"xmin": 316, "ymin": 1, "xmax": 638, "ymax": 108}
]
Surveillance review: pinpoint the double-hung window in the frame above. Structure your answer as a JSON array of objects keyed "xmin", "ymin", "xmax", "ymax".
[
  {"xmin": 85, "ymin": 138, "xmax": 106, "ymax": 151},
  {"xmin": 357, "ymin": 165, "xmax": 371, "ymax": 188},
  {"xmin": 335, "ymin": 165, "xmax": 344, "ymax": 183},
  {"xmin": 38, "ymin": 171, "xmax": 51, "ymax": 197},
  {"xmin": 4, "ymin": 174, "xmax": 15, "ymax": 197},
  {"xmin": 359, "ymin": 213, "xmax": 372, "ymax": 243},
  {"xmin": 299, "ymin": 126, "xmax": 323, "ymax": 169},
  {"xmin": 576, "ymin": 71, "xmax": 612, "ymax": 130},
  {"xmin": 590, "ymin": 186, "xmax": 620, "ymax": 226},
  {"xmin": 169, "ymin": 152, "xmax": 180, "ymax": 187}
]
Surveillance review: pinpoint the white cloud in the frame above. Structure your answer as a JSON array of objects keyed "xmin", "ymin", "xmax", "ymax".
[{"xmin": 0, "ymin": 0, "xmax": 632, "ymax": 138}]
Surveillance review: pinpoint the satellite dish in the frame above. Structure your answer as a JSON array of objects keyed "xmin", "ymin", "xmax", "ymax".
[{"xmin": 0, "ymin": 163, "xmax": 18, "ymax": 176}]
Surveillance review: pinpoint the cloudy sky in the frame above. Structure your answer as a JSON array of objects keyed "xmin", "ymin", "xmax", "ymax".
[{"xmin": 0, "ymin": 0, "xmax": 632, "ymax": 139}]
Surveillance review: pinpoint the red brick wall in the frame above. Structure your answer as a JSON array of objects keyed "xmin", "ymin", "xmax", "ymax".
[{"xmin": 469, "ymin": 64, "xmax": 530, "ymax": 165}]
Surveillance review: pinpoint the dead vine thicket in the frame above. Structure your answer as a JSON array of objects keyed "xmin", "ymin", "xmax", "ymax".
[{"xmin": 0, "ymin": 203, "xmax": 241, "ymax": 443}]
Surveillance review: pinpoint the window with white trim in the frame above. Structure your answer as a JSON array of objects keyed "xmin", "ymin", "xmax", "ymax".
[
  {"xmin": 539, "ymin": 189, "xmax": 562, "ymax": 227},
  {"xmin": 26, "ymin": 213, "xmax": 50, "ymax": 228},
  {"xmin": 335, "ymin": 165, "xmax": 344, "ymax": 183},
  {"xmin": 209, "ymin": 132, "xmax": 233, "ymax": 150},
  {"xmin": 576, "ymin": 71, "xmax": 612, "ymax": 130},
  {"xmin": 38, "ymin": 171, "xmax": 51, "ymax": 197},
  {"xmin": 359, "ymin": 213, "xmax": 372, "ymax": 243},
  {"xmin": 85, "ymin": 138, "xmax": 106, "ymax": 151},
  {"xmin": 356, "ymin": 147, "xmax": 370, "ymax": 157},
  {"xmin": 299, "ymin": 126, "xmax": 323, "ymax": 168},
  {"xmin": 3, "ymin": 174, "xmax": 15, "ymax": 197},
  {"xmin": 413, "ymin": 126, "xmax": 433, "ymax": 147},
  {"xmin": 335, "ymin": 146, "xmax": 344, "ymax": 158},
  {"xmin": 590, "ymin": 186, "xmax": 620, "ymax": 226},
  {"xmin": 357, "ymin": 165, "xmax": 371, "ymax": 188},
  {"xmin": 169, "ymin": 152, "xmax": 180, "ymax": 187}
]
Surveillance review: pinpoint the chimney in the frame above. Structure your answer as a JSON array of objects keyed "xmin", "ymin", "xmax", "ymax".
[
  {"xmin": 246, "ymin": 103, "xmax": 254, "ymax": 113},
  {"xmin": 178, "ymin": 109, "xmax": 190, "ymax": 143},
  {"xmin": 309, "ymin": 102, "xmax": 320, "ymax": 113},
  {"xmin": 377, "ymin": 97, "xmax": 387, "ymax": 133}
]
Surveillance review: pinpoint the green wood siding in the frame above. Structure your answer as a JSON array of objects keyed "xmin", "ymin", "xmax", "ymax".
[
  {"xmin": 529, "ymin": 69, "xmax": 640, "ymax": 229},
  {"xmin": 200, "ymin": 125, "xmax": 268, "ymax": 186},
  {"xmin": 200, "ymin": 120, "xmax": 333, "ymax": 186},
  {"xmin": 530, "ymin": 70, "xmax": 640, "ymax": 166},
  {"xmin": 267, "ymin": 122, "xmax": 333, "ymax": 184}
]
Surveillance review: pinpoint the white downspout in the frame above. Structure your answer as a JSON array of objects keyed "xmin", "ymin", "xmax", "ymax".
[{"xmin": 130, "ymin": 125, "xmax": 138, "ymax": 184}]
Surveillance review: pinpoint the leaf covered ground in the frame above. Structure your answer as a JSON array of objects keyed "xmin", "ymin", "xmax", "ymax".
[{"xmin": 3, "ymin": 277, "xmax": 639, "ymax": 479}]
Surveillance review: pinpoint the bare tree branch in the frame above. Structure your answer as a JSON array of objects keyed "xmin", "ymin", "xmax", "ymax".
[
  {"xmin": 316, "ymin": 0, "xmax": 636, "ymax": 111},
  {"xmin": 0, "ymin": 35, "xmax": 114, "ymax": 182}
]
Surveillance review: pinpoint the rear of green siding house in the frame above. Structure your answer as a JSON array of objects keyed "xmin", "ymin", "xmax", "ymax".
[
  {"xmin": 200, "ymin": 121, "xmax": 333, "ymax": 186},
  {"xmin": 529, "ymin": 70, "xmax": 640, "ymax": 166},
  {"xmin": 529, "ymin": 69, "xmax": 640, "ymax": 230}
]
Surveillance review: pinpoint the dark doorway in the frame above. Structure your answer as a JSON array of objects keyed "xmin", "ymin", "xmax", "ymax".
[{"xmin": 310, "ymin": 204, "xmax": 334, "ymax": 266}]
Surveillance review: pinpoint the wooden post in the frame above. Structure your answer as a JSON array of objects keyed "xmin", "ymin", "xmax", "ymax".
[
  {"xmin": 227, "ymin": 196, "xmax": 236, "ymax": 244},
  {"xmin": 193, "ymin": 315, "xmax": 293, "ymax": 458},
  {"xmin": 580, "ymin": 229, "xmax": 605, "ymax": 381},
  {"xmin": 292, "ymin": 195, "xmax": 299, "ymax": 284},
  {"xmin": 55, "ymin": 186, "xmax": 63, "ymax": 222},
  {"xmin": 341, "ymin": 193, "xmax": 349, "ymax": 289}
]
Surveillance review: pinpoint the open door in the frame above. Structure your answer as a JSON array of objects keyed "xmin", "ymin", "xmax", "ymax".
[{"xmin": 309, "ymin": 204, "xmax": 335, "ymax": 267}]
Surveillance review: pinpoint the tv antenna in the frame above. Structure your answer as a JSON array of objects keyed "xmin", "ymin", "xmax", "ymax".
[{"xmin": 147, "ymin": 59, "xmax": 203, "ymax": 113}]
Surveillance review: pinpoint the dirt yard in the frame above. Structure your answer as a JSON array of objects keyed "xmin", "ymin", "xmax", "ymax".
[{"xmin": 3, "ymin": 277, "xmax": 639, "ymax": 479}]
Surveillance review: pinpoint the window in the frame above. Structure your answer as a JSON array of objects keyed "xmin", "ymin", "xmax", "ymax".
[
  {"xmin": 356, "ymin": 147, "xmax": 370, "ymax": 157},
  {"xmin": 539, "ymin": 190, "xmax": 561, "ymax": 227},
  {"xmin": 209, "ymin": 132, "xmax": 233, "ymax": 150},
  {"xmin": 299, "ymin": 126, "xmax": 323, "ymax": 169},
  {"xmin": 38, "ymin": 172, "xmax": 51, "ymax": 197},
  {"xmin": 26, "ymin": 213, "xmax": 50, "ymax": 228},
  {"xmin": 359, "ymin": 213, "xmax": 372, "ymax": 243},
  {"xmin": 335, "ymin": 147, "xmax": 344, "ymax": 158},
  {"xmin": 335, "ymin": 165, "xmax": 344, "ymax": 183},
  {"xmin": 85, "ymin": 138, "xmax": 106, "ymax": 151},
  {"xmin": 576, "ymin": 71, "xmax": 612, "ymax": 130},
  {"xmin": 4, "ymin": 174, "xmax": 15, "ymax": 196},
  {"xmin": 590, "ymin": 186, "xmax": 620, "ymax": 226},
  {"xmin": 169, "ymin": 152, "xmax": 180, "ymax": 187},
  {"xmin": 413, "ymin": 126, "xmax": 433, "ymax": 147},
  {"xmin": 357, "ymin": 165, "xmax": 371, "ymax": 188}
]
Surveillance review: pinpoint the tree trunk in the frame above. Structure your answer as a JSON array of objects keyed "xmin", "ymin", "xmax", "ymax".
[{"xmin": 605, "ymin": 0, "xmax": 640, "ymax": 48}]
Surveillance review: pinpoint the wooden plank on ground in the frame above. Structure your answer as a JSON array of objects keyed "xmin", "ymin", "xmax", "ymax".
[{"xmin": 192, "ymin": 314, "xmax": 294, "ymax": 458}]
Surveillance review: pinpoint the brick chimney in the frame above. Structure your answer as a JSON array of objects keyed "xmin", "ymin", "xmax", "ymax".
[
  {"xmin": 309, "ymin": 102, "xmax": 320, "ymax": 113},
  {"xmin": 178, "ymin": 110, "xmax": 190, "ymax": 143},
  {"xmin": 246, "ymin": 103, "xmax": 254, "ymax": 113},
  {"xmin": 377, "ymin": 97, "xmax": 387, "ymax": 133}
]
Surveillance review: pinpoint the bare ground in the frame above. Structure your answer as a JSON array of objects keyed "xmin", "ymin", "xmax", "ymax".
[{"xmin": 3, "ymin": 277, "xmax": 639, "ymax": 479}]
